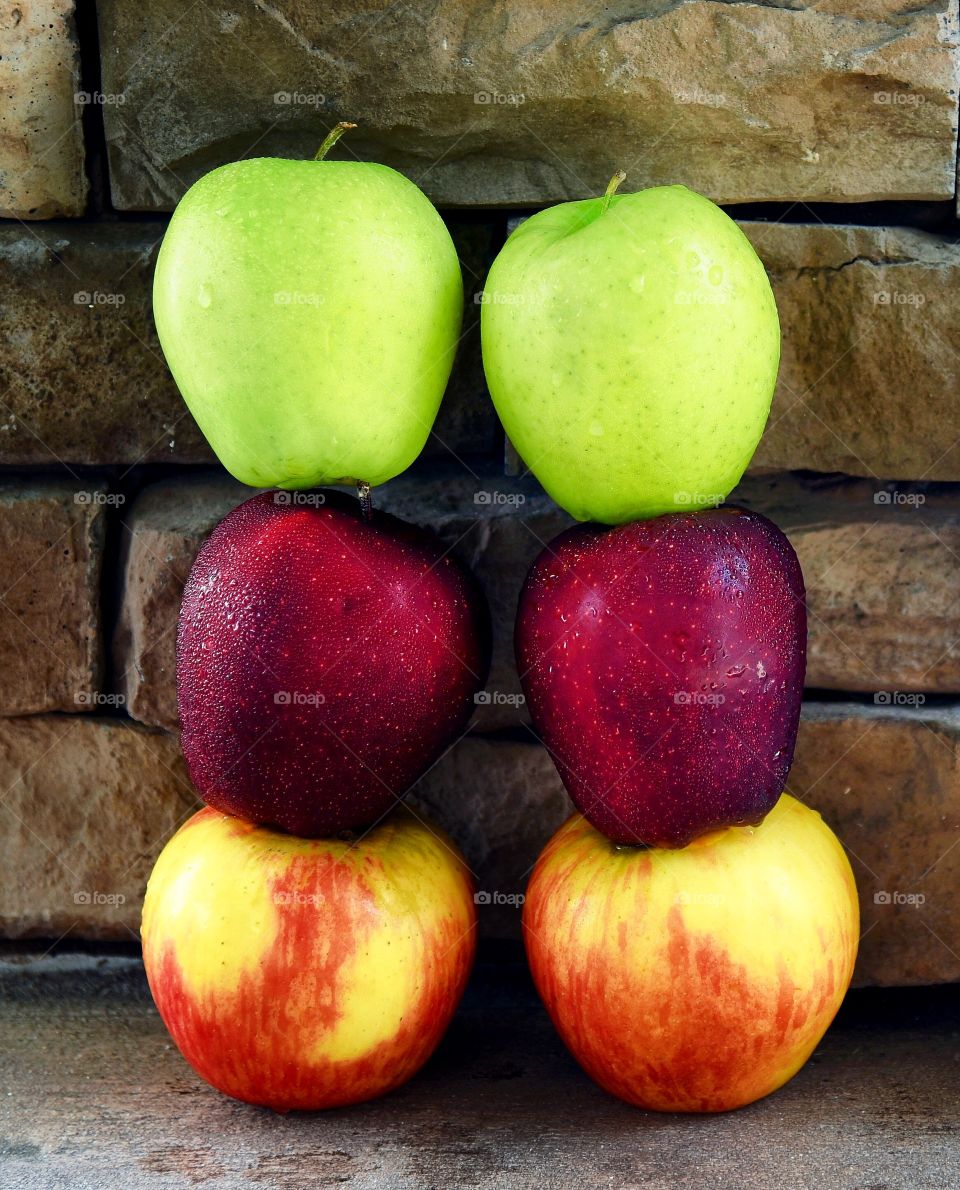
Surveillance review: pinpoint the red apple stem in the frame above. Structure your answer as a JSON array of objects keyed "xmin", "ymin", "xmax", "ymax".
[
  {"xmin": 357, "ymin": 482, "xmax": 373, "ymax": 521},
  {"xmin": 314, "ymin": 122, "xmax": 357, "ymax": 161},
  {"xmin": 600, "ymin": 170, "xmax": 627, "ymax": 214}
]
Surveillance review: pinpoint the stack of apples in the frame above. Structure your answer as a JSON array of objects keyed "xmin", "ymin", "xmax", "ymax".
[
  {"xmin": 140, "ymin": 126, "xmax": 492, "ymax": 1112},
  {"xmin": 483, "ymin": 175, "xmax": 860, "ymax": 1112},
  {"xmin": 140, "ymin": 124, "xmax": 859, "ymax": 1116}
]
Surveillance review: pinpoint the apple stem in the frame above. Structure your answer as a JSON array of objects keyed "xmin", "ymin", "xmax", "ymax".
[
  {"xmin": 358, "ymin": 482, "xmax": 373, "ymax": 521},
  {"xmin": 600, "ymin": 170, "xmax": 627, "ymax": 214},
  {"xmin": 314, "ymin": 122, "xmax": 357, "ymax": 161}
]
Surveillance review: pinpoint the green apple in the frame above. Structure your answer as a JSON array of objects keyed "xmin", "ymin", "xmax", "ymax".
[
  {"xmin": 153, "ymin": 125, "xmax": 463, "ymax": 489},
  {"xmin": 481, "ymin": 178, "xmax": 779, "ymax": 523}
]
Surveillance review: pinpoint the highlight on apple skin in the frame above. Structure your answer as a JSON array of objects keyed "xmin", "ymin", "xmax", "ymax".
[
  {"xmin": 481, "ymin": 182, "xmax": 779, "ymax": 525},
  {"xmin": 177, "ymin": 488, "xmax": 490, "ymax": 837},
  {"xmin": 515, "ymin": 506, "xmax": 806, "ymax": 847},
  {"xmin": 142, "ymin": 804, "xmax": 476, "ymax": 1112},
  {"xmin": 153, "ymin": 135, "xmax": 463, "ymax": 491},
  {"xmin": 523, "ymin": 795, "xmax": 859, "ymax": 1113}
]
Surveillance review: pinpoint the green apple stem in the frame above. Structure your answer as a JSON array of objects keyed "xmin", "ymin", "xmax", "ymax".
[
  {"xmin": 600, "ymin": 169, "xmax": 627, "ymax": 214},
  {"xmin": 357, "ymin": 481, "xmax": 373, "ymax": 522},
  {"xmin": 314, "ymin": 121, "xmax": 357, "ymax": 161}
]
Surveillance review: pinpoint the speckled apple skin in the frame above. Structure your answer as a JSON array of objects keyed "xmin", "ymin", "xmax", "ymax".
[
  {"xmin": 177, "ymin": 490, "xmax": 490, "ymax": 837},
  {"xmin": 516, "ymin": 507, "xmax": 805, "ymax": 847},
  {"xmin": 481, "ymin": 185, "xmax": 780, "ymax": 524},
  {"xmin": 154, "ymin": 159, "xmax": 462, "ymax": 489}
]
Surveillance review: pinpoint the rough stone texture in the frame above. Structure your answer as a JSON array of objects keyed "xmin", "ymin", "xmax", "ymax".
[
  {"xmin": 507, "ymin": 220, "xmax": 960, "ymax": 482},
  {"xmin": 0, "ymin": 223, "xmax": 209, "ymax": 466},
  {"xmin": 114, "ymin": 468, "xmax": 571, "ymax": 732},
  {"xmin": 0, "ymin": 220, "xmax": 497, "ymax": 467},
  {"xmin": 0, "ymin": 1, "xmax": 88, "ymax": 218},
  {"xmin": 733, "ymin": 473, "xmax": 960, "ymax": 693},
  {"xmin": 96, "ymin": 1, "xmax": 960, "ymax": 210},
  {"xmin": 410, "ymin": 736, "xmax": 573, "ymax": 938},
  {"xmin": 743, "ymin": 223, "xmax": 960, "ymax": 481},
  {"xmin": 0, "ymin": 716, "xmax": 199, "ymax": 940},
  {"xmin": 0, "ymin": 478, "xmax": 106, "ymax": 714},
  {"xmin": 1, "ymin": 954, "xmax": 958, "ymax": 1189},
  {"xmin": 789, "ymin": 702, "xmax": 960, "ymax": 988}
]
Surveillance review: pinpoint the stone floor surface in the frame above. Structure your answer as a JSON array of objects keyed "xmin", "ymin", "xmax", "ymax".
[{"xmin": 0, "ymin": 946, "xmax": 957, "ymax": 1189}]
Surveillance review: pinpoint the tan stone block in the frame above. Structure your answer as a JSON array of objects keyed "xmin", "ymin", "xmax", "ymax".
[
  {"xmin": 0, "ymin": 1, "xmax": 88, "ymax": 218},
  {"xmin": 0, "ymin": 716, "xmax": 199, "ymax": 940},
  {"xmin": 734, "ymin": 473, "xmax": 960, "ymax": 692},
  {"xmin": 790, "ymin": 702, "xmax": 960, "ymax": 987},
  {"xmin": 97, "ymin": 1, "xmax": 959, "ymax": 210},
  {"xmin": 0, "ymin": 224, "xmax": 210, "ymax": 465},
  {"xmin": 0, "ymin": 478, "xmax": 106, "ymax": 713},
  {"xmin": 744, "ymin": 223, "xmax": 960, "ymax": 481}
]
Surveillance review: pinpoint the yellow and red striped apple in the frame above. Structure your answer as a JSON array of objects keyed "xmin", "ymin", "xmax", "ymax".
[
  {"xmin": 523, "ymin": 794, "xmax": 858, "ymax": 1113},
  {"xmin": 142, "ymin": 805, "xmax": 476, "ymax": 1111}
]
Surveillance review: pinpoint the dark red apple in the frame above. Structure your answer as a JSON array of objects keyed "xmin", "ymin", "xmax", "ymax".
[
  {"xmin": 515, "ymin": 507, "xmax": 805, "ymax": 847},
  {"xmin": 177, "ymin": 490, "xmax": 490, "ymax": 836}
]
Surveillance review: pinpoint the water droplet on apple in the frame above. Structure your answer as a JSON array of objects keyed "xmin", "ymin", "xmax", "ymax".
[
  {"xmin": 726, "ymin": 664, "xmax": 745, "ymax": 677},
  {"xmin": 198, "ymin": 283, "xmax": 213, "ymax": 309},
  {"xmin": 708, "ymin": 264, "xmax": 724, "ymax": 286},
  {"xmin": 589, "ymin": 421, "xmax": 604, "ymax": 437}
]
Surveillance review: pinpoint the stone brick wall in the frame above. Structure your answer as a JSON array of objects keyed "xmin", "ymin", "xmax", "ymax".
[{"xmin": 1, "ymin": 1, "xmax": 959, "ymax": 987}]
